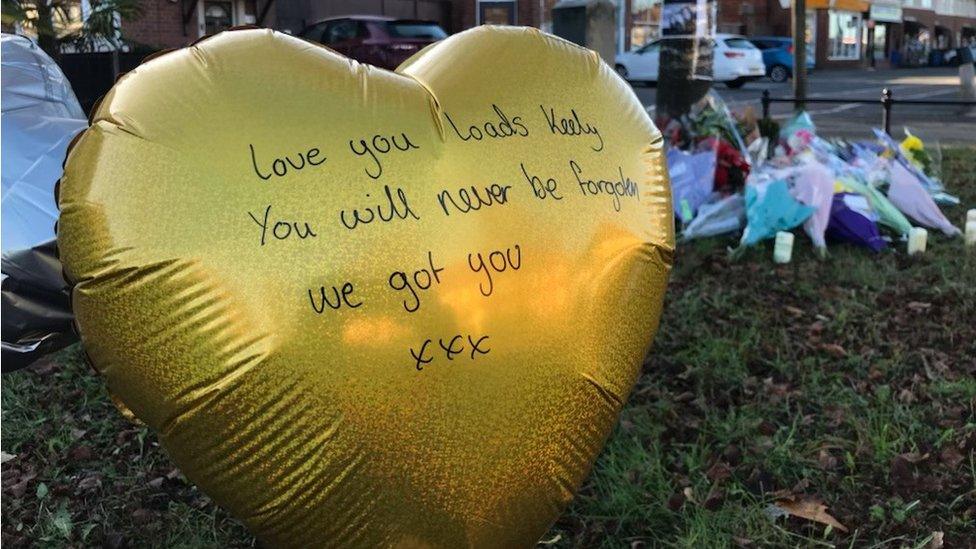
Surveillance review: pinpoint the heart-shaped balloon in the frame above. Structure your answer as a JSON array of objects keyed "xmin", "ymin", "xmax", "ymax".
[{"xmin": 58, "ymin": 27, "xmax": 673, "ymax": 547}]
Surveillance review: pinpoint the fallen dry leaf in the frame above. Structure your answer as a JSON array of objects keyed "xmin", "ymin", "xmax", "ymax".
[
  {"xmin": 791, "ymin": 478, "xmax": 811, "ymax": 493},
  {"xmin": 69, "ymin": 445, "xmax": 94, "ymax": 461},
  {"xmin": 703, "ymin": 486, "xmax": 725, "ymax": 510},
  {"xmin": 667, "ymin": 492, "xmax": 686, "ymax": 511},
  {"xmin": 774, "ymin": 497, "xmax": 848, "ymax": 533},
  {"xmin": 29, "ymin": 357, "xmax": 58, "ymax": 375},
  {"xmin": 722, "ymin": 445, "xmax": 743, "ymax": 466},
  {"xmin": 819, "ymin": 343, "xmax": 847, "ymax": 359},
  {"xmin": 868, "ymin": 366, "xmax": 885, "ymax": 381},
  {"xmin": 899, "ymin": 452, "xmax": 930, "ymax": 464},
  {"xmin": 817, "ymin": 449, "xmax": 838, "ymax": 470},
  {"xmin": 940, "ymin": 446, "xmax": 964, "ymax": 469},
  {"xmin": 890, "ymin": 455, "xmax": 917, "ymax": 487},
  {"xmin": 8, "ymin": 479, "xmax": 30, "ymax": 498},
  {"xmin": 131, "ymin": 508, "xmax": 156, "ymax": 524},
  {"xmin": 77, "ymin": 474, "xmax": 102, "ymax": 491},
  {"xmin": 763, "ymin": 377, "xmax": 791, "ymax": 398},
  {"xmin": 784, "ymin": 306, "xmax": 804, "ymax": 318},
  {"xmin": 706, "ymin": 462, "xmax": 732, "ymax": 483},
  {"xmin": 907, "ymin": 301, "xmax": 932, "ymax": 312}
]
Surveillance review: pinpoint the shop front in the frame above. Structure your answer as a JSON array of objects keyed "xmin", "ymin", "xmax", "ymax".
[
  {"xmin": 901, "ymin": 6, "xmax": 936, "ymax": 66},
  {"xmin": 808, "ymin": 0, "xmax": 870, "ymax": 69},
  {"xmin": 963, "ymin": 25, "xmax": 976, "ymax": 46},
  {"xmin": 868, "ymin": 1, "xmax": 903, "ymax": 67}
]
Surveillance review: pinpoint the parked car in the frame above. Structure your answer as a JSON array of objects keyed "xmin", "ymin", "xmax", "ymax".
[
  {"xmin": 298, "ymin": 16, "xmax": 447, "ymax": 70},
  {"xmin": 615, "ymin": 34, "xmax": 766, "ymax": 89},
  {"xmin": 749, "ymin": 36, "xmax": 815, "ymax": 83}
]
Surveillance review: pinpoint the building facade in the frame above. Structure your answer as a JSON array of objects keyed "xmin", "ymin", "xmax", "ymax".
[
  {"xmin": 118, "ymin": 0, "xmax": 275, "ymax": 49},
  {"xmin": 121, "ymin": 0, "xmax": 550, "ymax": 49},
  {"xmin": 621, "ymin": 0, "xmax": 975, "ymax": 68},
  {"xmin": 116, "ymin": 0, "xmax": 976, "ymax": 70}
]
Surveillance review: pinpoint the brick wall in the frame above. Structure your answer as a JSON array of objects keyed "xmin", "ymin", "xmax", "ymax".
[
  {"xmin": 450, "ymin": 0, "xmax": 544, "ymax": 31},
  {"xmin": 122, "ymin": 0, "xmax": 192, "ymax": 49},
  {"xmin": 717, "ymin": 0, "xmax": 791, "ymax": 36}
]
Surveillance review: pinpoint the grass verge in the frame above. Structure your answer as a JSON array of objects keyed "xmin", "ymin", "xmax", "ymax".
[{"xmin": 3, "ymin": 149, "xmax": 974, "ymax": 548}]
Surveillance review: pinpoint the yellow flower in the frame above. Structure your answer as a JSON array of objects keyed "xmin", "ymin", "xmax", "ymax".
[{"xmin": 900, "ymin": 135, "xmax": 924, "ymax": 152}]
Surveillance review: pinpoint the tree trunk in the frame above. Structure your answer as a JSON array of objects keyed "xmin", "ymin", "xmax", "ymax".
[{"xmin": 656, "ymin": 0, "xmax": 715, "ymax": 120}]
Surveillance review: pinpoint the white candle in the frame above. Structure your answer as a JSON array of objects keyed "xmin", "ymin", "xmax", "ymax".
[
  {"xmin": 907, "ymin": 227, "xmax": 928, "ymax": 255},
  {"xmin": 773, "ymin": 231, "xmax": 794, "ymax": 264},
  {"xmin": 968, "ymin": 209, "xmax": 976, "ymax": 224},
  {"xmin": 966, "ymin": 221, "xmax": 976, "ymax": 247}
]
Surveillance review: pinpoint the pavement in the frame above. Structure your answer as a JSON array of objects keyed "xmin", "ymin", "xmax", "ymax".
[{"xmin": 632, "ymin": 66, "xmax": 976, "ymax": 143}]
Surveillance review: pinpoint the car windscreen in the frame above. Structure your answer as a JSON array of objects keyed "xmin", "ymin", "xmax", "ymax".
[
  {"xmin": 725, "ymin": 38, "xmax": 757, "ymax": 49},
  {"xmin": 385, "ymin": 21, "xmax": 447, "ymax": 40},
  {"xmin": 637, "ymin": 41, "xmax": 660, "ymax": 53}
]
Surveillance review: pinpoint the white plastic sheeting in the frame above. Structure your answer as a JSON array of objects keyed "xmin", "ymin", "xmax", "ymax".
[
  {"xmin": 668, "ymin": 147, "xmax": 717, "ymax": 224},
  {"xmin": 682, "ymin": 193, "xmax": 746, "ymax": 240},
  {"xmin": 792, "ymin": 162, "xmax": 834, "ymax": 251},
  {"xmin": 887, "ymin": 160, "xmax": 961, "ymax": 237},
  {"xmin": 2, "ymin": 33, "xmax": 86, "ymax": 254}
]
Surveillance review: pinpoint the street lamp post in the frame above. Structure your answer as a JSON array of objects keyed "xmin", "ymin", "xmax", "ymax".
[{"xmin": 792, "ymin": 0, "xmax": 807, "ymax": 111}]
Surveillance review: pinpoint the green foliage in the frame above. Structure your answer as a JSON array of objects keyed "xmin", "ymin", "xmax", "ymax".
[{"xmin": 1, "ymin": 0, "xmax": 144, "ymax": 55}]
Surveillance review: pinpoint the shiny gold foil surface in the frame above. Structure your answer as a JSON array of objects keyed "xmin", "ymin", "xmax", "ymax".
[{"xmin": 58, "ymin": 27, "xmax": 674, "ymax": 548}]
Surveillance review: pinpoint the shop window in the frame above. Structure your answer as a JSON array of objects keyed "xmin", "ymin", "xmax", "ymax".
[
  {"xmin": 806, "ymin": 10, "xmax": 817, "ymax": 59},
  {"xmin": 827, "ymin": 10, "xmax": 861, "ymax": 60},
  {"xmin": 204, "ymin": 2, "xmax": 233, "ymax": 36},
  {"xmin": 631, "ymin": 0, "xmax": 662, "ymax": 48},
  {"xmin": 872, "ymin": 23, "xmax": 888, "ymax": 60},
  {"xmin": 479, "ymin": 1, "xmax": 516, "ymax": 25},
  {"xmin": 242, "ymin": 0, "xmax": 257, "ymax": 25}
]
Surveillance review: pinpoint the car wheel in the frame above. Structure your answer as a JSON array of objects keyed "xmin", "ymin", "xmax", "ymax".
[
  {"xmin": 615, "ymin": 64, "xmax": 629, "ymax": 79},
  {"xmin": 725, "ymin": 79, "xmax": 746, "ymax": 89},
  {"xmin": 769, "ymin": 64, "xmax": 790, "ymax": 83}
]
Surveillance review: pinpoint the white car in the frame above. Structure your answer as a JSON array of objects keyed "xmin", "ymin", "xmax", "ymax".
[{"xmin": 615, "ymin": 34, "xmax": 766, "ymax": 89}]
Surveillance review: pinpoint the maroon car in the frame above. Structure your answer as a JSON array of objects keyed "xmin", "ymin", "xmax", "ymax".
[{"xmin": 297, "ymin": 16, "xmax": 448, "ymax": 70}]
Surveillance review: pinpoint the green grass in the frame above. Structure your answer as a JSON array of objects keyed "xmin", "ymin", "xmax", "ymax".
[{"xmin": 3, "ymin": 149, "xmax": 975, "ymax": 547}]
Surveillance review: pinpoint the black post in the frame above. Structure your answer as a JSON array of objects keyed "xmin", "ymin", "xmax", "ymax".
[
  {"xmin": 792, "ymin": 0, "xmax": 807, "ymax": 111},
  {"xmin": 882, "ymin": 88, "xmax": 893, "ymax": 135},
  {"xmin": 762, "ymin": 89, "xmax": 771, "ymax": 120}
]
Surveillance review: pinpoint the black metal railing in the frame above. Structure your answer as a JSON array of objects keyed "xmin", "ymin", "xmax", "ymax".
[{"xmin": 760, "ymin": 88, "xmax": 976, "ymax": 135}]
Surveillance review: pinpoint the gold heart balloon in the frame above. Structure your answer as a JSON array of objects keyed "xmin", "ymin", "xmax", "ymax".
[{"xmin": 58, "ymin": 27, "xmax": 673, "ymax": 547}]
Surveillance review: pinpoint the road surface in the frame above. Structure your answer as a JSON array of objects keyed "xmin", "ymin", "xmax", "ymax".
[{"xmin": 631, "ymin": 66, "xmax": 976, "ymax": 143}]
